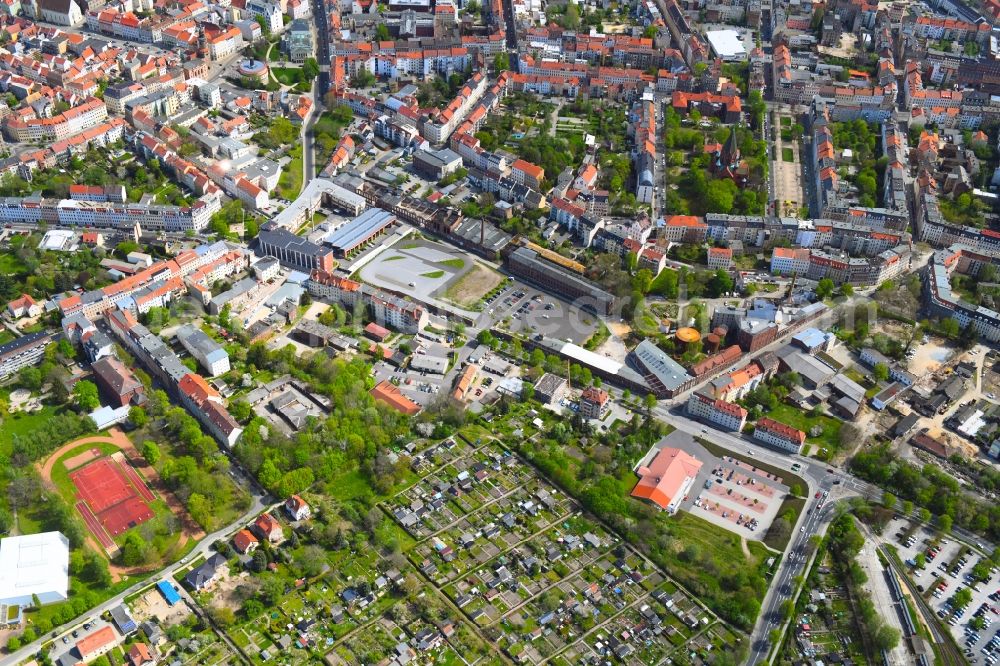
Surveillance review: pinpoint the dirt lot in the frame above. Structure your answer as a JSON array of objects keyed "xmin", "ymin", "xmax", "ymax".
[
  {"xmin": 443, "ymin": 262, "xmax": 504, "ymax": 308},
  {"xmin": 906, "ymin": 336, "xmax": 955, "ymax": 377},
  {"xmin": 206, "ymin": 570, "xmax": 251, "ymax": 612},
  {"xmin": 132, "ymin": 586, "xmax": 192, "ymax": 626},
  {"xmin": 62, "ymin": 447, "xmax": 103, "ymax": 471},
  {"xmin": 300, "ymin": 302, "xmax": 330, "ymax": 321}
]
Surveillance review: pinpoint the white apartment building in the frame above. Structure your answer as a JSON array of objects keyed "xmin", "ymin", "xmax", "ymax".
[
  {"xmin": 770, "ymin": 247, "xmax": 811, "ymax": 275},
  {"xmin": 4, "ymin": 98, "xmax": 108, "ymax": 142},
  {"xmin": 752, "ymin": 417, "xmax": 805, "ymax": 453},
  {"xmin": 0, "ymin": 332, "xmax": 52, "ymax": 380},
  {"xmin": 686, "ymin": 392, "xmax": 748, "ymax": 431},
  {"xmin": 245, "ymin": 0, "xmax": 283, "ymax": 31},
  {"xmin": 370, "ymin": 292, "xmax": 428, "ymax": 333}
]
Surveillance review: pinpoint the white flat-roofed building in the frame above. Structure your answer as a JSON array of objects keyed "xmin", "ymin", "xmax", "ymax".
[
  {"xmin": 409, "ymin": 354, "xmax": 449, "ymax": 374},
  {"xmin": 705, "ymin": 29, "xmax": 747, "ymax": 61},
  {"xmin": 0, "ymin": 531, "xmax": 70, "ymax": 607}
]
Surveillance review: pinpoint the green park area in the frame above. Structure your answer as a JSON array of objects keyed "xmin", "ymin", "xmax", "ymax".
[
  {"xmin": 278, "ymin": 144, "xmax": 304, "ymax": 200},
  {"xmin": 767, "ymin": 403, "xmax": 843, "ymax": 456}
]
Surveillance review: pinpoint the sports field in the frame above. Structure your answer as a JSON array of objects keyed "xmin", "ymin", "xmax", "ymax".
[{"xmin": 69, "ymin": 454, "xmax": 155, "ymax": 548}]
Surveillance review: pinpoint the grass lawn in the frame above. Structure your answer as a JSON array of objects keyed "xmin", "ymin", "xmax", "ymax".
[
  {"xmin": 271, "ymin": 67, "xmax": 304, "ymax": 86},
  {"xmin": 278, "ymin": 145, "xmax": 303, "ymax": 199},
  {"xmin": 438, "ymin": 258, "xmax": 465, "ymax": 269},
  {"xmin": 648, "ymin": 268, "xmax": 679, "ymax": 296},
  {"xmin": 0, "ymin": 404, "xmax": 63, "ymax": 460},
  {"xmin": 0, "ymin": 253, "xmax": 27, "ymax": 274},
  {"xmin": 780, "ymin": 116, "xmax": 791, "ymax": 127},
  {"xmin": 765, "ymin": 403, "xmax": 843, "ymax": 454},
  {"xmin": 153, "ymin": 182, "xmax": 185, "ymax": 205},
  {"xmin": 843, "ymin": 368, "xmax": 881, "ymax": 398},
  {"xmin": 0, "ymin": 330, "xmax": 14, "ymax": 345},
  {"xmin": 664, "ymin": 511, "xmax": 770, "ymax": 597},
  {"xmin": 781, "ymin": 147, "xmax": 794, "ymax": 162},
  {"xmin": 420, "ymin": 270, "xmax": 445, "ymax": 279},
  {"xmin": 327, "ymin": 469, "xmax": 376, "ymax": 503},
  {"xmin": 583, "ymin": 321, "xmax": 610, "ymax": 351}
]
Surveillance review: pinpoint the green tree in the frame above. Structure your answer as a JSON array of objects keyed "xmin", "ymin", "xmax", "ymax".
[
  {"xmin": 120, "ymin": 531, "xmax": 149, "ymax": 566},
  {"xmin": 873, "ymin": 363, "xmax": 889, "ymax": 383},
  {"xmin": 937, "ymin": 513, "xmax": 953, "ymax": 532},
  {"xmin": 839, "ymin": 283, "xmax": 854, "ymax": 297},
  {"xmin": 874, "ymin": 625, "xmax": 900, "ymax": 651},
  {"xmin": 255, "ymin": 14, "xmax": 271, "ymax": 38},
  {"xmin": 229, "ymin": 400, "xmax": 252, "ymax": 422},
  {"xmin": 141, "ymin": 440, "xmax": 160, "ymax": 465},
  {"xmin": 704, "ymin": 179, "xmax": 736, "ymax": 214},
  {"xmin": 243, "ymin": 598, "xmax": 265, "ymax": 619},
  {"xmin": 375, "ymin": 24, "xmax": 390, "ymax": 40},
  {"xmin": 302, "ymin": 58, "xmax": 320, "ymax": 79},
  {"xmin": 129, "ymin": 406, "xmax": 148, "ymax": 427},
  {"xmin": 18, "ymin": 366, "xmax": 42, "ymax": 391},
  {"xmin": 707, "ymin": 268, "xmax": 734, "ymax": 297},
  {"xmin": 816, "ymin": 278, "xmax": 835, "ymax": 299},
  {"xmin": 73, "ymin": 380, "xmax": 100, "ymax": 411},
  {"xmin": 940, "ymin": 318, "xmax": 961, "ymax": 338},
  {"xmin": 209, "ymin": 606, "xmax": 236, "ymax": 627}
]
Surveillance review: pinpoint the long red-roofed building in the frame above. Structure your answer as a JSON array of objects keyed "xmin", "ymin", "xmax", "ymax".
[{"xmin": 753, "ymin": 417, "xmax": 806, "ymax": 453}]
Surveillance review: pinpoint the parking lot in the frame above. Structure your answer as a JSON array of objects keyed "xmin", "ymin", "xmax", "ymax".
[
  {"xmin": 889, "ymin": 516, "xmax": 1000, "ymax": 662},
  {"xmin": 482, "ymin": 285, "xmax": 599, "ymax": 345},
  {"xmin": 371, "ymin": 356, "xmax": 447, "ymax": 408}
]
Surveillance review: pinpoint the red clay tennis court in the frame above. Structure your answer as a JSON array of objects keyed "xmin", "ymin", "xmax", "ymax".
[{"xmin": 70, "ymin": 457, "xmax": 154, "ymax": 537}]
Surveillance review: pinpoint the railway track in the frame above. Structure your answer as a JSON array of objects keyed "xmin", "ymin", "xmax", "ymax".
[{"xmin": 880, "ymin": 545, "xmax": 966, "ymax": 666}]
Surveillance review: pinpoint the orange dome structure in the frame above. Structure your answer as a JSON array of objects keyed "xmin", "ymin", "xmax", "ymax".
[{"xmin": 675, "ymin": 327, "xmax": 702, "ymax": 345}]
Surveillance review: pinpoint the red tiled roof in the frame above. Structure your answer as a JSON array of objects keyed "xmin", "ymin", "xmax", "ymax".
[
  {"xmin": 630, "ymin": 447, "xmax": 703, "ymax": 510},
  {"xmin": 756, "ymin": 417, "xmax": 806, "ymax": 444},
  {"xmin": 76, "ymin": 627, "xmax": 116, "ymax": 657},
  {"xmin": 371, "ymin": 380, "xmax": 421, "ymax": 415}
]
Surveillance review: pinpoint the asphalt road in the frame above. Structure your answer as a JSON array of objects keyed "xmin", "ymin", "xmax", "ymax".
[{"xmin": 652, "ymin": 405, "xmax": 876, "ymax": 664}]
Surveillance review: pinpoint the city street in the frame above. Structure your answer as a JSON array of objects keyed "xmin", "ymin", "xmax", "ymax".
[{"xmin": 651, "ymin": 405, "xmax": 877, "ymax": 664}]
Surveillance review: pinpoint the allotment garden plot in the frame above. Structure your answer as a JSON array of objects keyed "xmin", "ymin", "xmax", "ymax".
[{"xmin": 384, "ymin": 438, "xmax": 745, "ymax": 664}]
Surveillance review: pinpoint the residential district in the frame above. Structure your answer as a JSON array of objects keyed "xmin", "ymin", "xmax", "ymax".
[{"xmin": 3, "ymin": 0, "xmax": 1000, "ymax": 661}]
